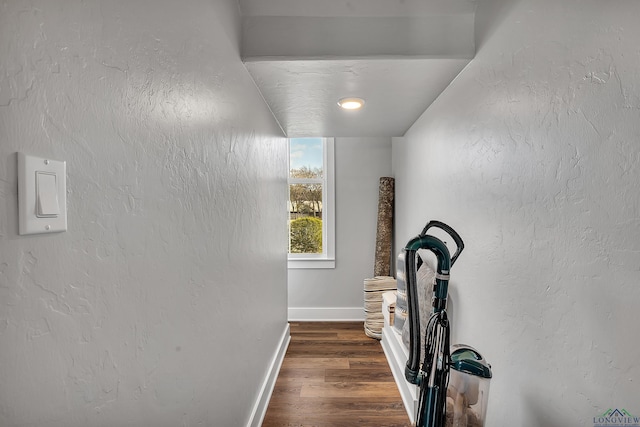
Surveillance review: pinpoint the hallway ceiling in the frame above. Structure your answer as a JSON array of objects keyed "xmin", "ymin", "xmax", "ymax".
[{"xmin": 239, "ymin": 0, "xmax": 477, "ymax": 138}]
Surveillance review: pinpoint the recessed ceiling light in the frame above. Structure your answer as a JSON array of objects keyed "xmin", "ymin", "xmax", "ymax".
[{"xmin": 338, "ymin": 97, "xmax": 365, "ymax": 110}]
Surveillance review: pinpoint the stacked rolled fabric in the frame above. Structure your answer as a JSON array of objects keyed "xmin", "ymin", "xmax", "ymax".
[{"xmin": 363, "ymin": 276, "xmax": 397, "ymax": 339}]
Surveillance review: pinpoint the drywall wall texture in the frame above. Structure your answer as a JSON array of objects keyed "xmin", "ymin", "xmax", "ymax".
[
  {"xmin": 0, "ymin": 1, "xmax": 288, "ymax": 426},
  {"xmin": 288, "ymin": 137, "xmax": 392, "ymax": 319},
  {"xmin": 393, "ymin": 0, "xmax": 640, "ymax": 424}
]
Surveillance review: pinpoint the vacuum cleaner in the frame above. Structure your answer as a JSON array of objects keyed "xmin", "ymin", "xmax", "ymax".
[{"xmin": 402, "ymin": 220, "xmax": 492, "ymax": 427}]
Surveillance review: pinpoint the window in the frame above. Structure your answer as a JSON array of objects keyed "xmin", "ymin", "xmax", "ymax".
[{"xmin": 288, "ymin": 137, "xmax": 335, "ymax": 269}]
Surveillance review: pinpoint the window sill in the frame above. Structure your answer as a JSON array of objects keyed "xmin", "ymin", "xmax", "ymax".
[{"xmin": 288, "ymin": 258, "xmax": 335, "ymax": 269}]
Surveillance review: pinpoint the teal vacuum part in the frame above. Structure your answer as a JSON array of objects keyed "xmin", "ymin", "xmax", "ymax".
[
  {"xmin": 403, "ymin": 220, "xmax": 464, "ymax": 427},
  {"xmin": 451, "ymin": 345, "xmax": 493, "ymax": 379},
  {"xmin": 416, "ymin": 309, "xmax": 451, "ymax": 427},
  {"xmin": 404, "ymin": 235, "xmax": 451, "ymax": 304}
]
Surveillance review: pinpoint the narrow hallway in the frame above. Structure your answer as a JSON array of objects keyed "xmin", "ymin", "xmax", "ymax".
[{"xmin": 262, "ymin": 322, "xmax": 410, "ymax": 426}]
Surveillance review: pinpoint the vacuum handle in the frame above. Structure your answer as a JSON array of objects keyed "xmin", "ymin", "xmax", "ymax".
[{"xmin": 420, "ymin": 220, "xmax": 465, "ymax": 266}]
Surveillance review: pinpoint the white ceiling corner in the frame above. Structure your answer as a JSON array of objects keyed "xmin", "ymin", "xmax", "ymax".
[{"xmin": 239, "ymin": 0, "xmax": 477, "ymax": 138}]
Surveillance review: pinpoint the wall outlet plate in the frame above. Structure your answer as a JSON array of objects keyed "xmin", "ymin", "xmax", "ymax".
[{"xmin": 18, "ymin": 152, "xmax": 67, "ymax": 235}]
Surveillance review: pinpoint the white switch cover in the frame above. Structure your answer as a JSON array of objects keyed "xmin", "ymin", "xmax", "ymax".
[{"xmin": 18, "ymin": 153, "xmax": 67, "ymax": 235}]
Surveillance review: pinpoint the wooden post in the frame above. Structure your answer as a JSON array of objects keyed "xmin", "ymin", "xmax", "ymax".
[{"xmin": 374, "ymin": 177, "xmax": 394, "ymax": 277}]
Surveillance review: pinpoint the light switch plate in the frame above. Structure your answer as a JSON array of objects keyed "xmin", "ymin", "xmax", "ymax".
[{"xmin": 18, "ymin": 152, "xmax": 67, "ymax": 235}]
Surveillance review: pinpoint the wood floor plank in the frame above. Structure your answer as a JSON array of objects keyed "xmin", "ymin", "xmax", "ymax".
[
  {"xmin": 270, "ymin": 383, "xmax": 303, "ymax": 399},
  {"xmin": 291, "ymin": 332, "xmax": 340, "ymax": 341},
  {"xmin": 263, "ymin": 399, "xmax": 410, "ymax": 427},
  {"xmin": 262, "ymin": 322, "xmax": 410, "ymax": 427},
  {"xmin": 262, "ymin": 415, "xmax": 411, "ymax": 427},
  {"xmin": 262, "ymin": 416, "xmax": 411, "ymax": 427},
  {"xmin": 336, "ymin": 331, "xmax": 371, "ymax": 341},
  {"xmin": 266, "ymin": 397, "xmax": 407, "ymax": 410},
  {"xmin": 349, "ymin": 356, "xmax": 392, "ymax": 369},
  {"xmin": 324, "ymin": 368, "xmax": 396, "ymax": 383},
  {"xmin": 300, "ymin": 382, "xmax": 402, "ymax": 398},
  {"xmin": 286, "ymin": 341, "xmax": 383, "ymax": 358},
  {"xmin": 289, "ymin": 321, "xmax": 364, "ymax": 332},
  {"xmin": 281, "ymin": 357, "xmax": 350, "ymax": 369},
  {"xmin": 274, "ymin": 368, "xmax": 326, "ymax": 383}
]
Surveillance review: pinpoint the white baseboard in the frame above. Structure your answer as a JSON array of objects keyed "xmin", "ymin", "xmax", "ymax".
[
  {"xmin": 381, "ymin": 324, "xmax": 418, "ymax": 424},
  {"xmin": 288, "ymin": 307, "xmax": 364, "ymax": 321},
  {"xmin": 246, "ymin": 323, "xmax": 291, "ymax": 427}
]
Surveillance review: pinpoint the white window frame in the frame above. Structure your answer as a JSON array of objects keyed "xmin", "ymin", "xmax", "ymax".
[{"xmin": 288, "ymin": 137, "xmax": 335, "ymax": 269}]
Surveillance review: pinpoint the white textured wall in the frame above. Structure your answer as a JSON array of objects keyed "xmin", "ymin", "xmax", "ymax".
[
  {"xmin": 394, "ymin": 0, "xmax": 640, "ymax": 424},
  {"xmin": 288, "ymin": 137, "xmax": 392, "ymax": 318},
  {"xmin": 0, "ymin": 1, "xmax": 288, "ymax": 426}
]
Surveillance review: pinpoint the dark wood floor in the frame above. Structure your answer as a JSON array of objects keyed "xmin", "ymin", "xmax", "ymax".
[{"xmin": 262, "ymin": 322, "xmax": 411, "ymax": 427}]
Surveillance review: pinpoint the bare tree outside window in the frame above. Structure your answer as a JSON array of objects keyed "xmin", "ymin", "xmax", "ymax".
[{"xmin": 289, "ymin": 139, "xmax": 324, "ymax": 254}]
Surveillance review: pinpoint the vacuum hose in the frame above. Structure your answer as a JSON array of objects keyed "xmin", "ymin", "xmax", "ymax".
[
  {"xmin": 403, "ymin": 235, "xmax": 452, "ymax": 385},
  {"xmin": 402, "ymin": 221, "xmax": 465, "ymax": 427}
]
